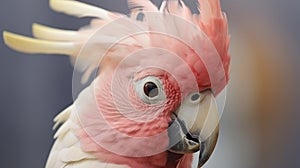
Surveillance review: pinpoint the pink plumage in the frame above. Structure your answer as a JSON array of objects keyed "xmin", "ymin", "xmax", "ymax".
[
  {"xmin": 3, "ymin": 0, "xmax": 230, "ymax": 167},
  {"xmin": 73, "ymin": 0, "xmax": 230, "ymax": 167}
]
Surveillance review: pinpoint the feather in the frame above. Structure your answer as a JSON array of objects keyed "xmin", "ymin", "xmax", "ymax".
[
  {"xmin": 59, "ymin": 146, "xmax": 96, "ymax": 163},
  {"xmin": 69, "ymin": 17, "xmax": 150, "ymax": 83},
  {"xmin": 128, "ymin": 0, "xmax": 158, "ymax": 20},
  {"xmin": 53, "ymin": 105, "xmax": 73, "ymax": 130},
  {"xmin": 127, "ymin": 0, "xmax": 158, "ymax": 11},
  {"xmin": 3, "ymin": 31, "xmax": 78, "ymax": 55},
  {"xmin": 54, "ymin": 120, "xmax": 71, "ymax": 139},
  {"xmin": 176, "ymin": 154, "xmax": 193, "ymax": 168},
  {"xmin": 46, "ymin": 104, "xmax": 98, "ymax": 168},
  {"xmin": 63, "ymin": 160, "xmax": 130, "ymax": 168},
  {"xmin": 159, "ymin": 0, "xmax": 167, "ymax": 12},
  {"xmin": 160, "ymin": 0, "xmax": 192, "ymax": 20},
  {"xmin": 198, "ymin": 0, "xmax": 222, "ymax": 24},
  {"xmin": 197, "ymin": 0, "xmax": 231, "ymax": 83},
  {"xmin": 33, "ymin": 23, "xmax": 80, "ymax": 41},
  {"xmin": 49, "ymin": 0, "xmax": 116, "ymax": 20}
]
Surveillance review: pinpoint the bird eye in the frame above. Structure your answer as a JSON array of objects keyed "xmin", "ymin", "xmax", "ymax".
[
  {"xmin": 134, "ymin": 76, "xmax": 166, "ymax": 104},
  {"xmin": 143, "ymin": 82, "xmax": 159, "ymax": 98}
]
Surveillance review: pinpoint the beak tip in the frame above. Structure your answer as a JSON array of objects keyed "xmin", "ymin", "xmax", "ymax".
[{"xmin": 197, "ymin": 127, "xmax": 219, "ymax": 167}]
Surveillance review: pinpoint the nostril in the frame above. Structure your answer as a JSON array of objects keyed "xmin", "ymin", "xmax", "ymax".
[
  {"xmin": 191, "ymin": 93, "xmax": 200, "ymax": 101},
  {"xmin": 186, "ymin": 132, "xmax": 200, "ymax": 143},
  {"xmin": 190, "ymin": 92, "xmax": 201, "ymax": 103}
]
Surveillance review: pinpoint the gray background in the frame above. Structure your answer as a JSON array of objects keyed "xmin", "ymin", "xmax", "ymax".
[{"xmin": 1, "ymin": 0, "xmax": 300, "ymax": 168}]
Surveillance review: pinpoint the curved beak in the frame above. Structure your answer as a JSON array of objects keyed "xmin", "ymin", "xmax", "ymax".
[{"xmin": 168, "ymin": 90, "xmax": 219, "ymax": 167}]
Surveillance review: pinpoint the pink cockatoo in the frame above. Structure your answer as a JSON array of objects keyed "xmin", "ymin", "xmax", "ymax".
[{"xmin": 3, "ymin": 0, "xmax": 230, "ymax": 167}]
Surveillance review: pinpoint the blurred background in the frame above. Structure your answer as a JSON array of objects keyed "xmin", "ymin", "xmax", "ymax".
[{"xmin": 0, "ymin": 0, "xmax": 299, "ymax": 167}]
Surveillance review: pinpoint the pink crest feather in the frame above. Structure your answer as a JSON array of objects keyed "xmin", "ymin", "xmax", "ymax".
[{"xmin": 197, "ymin": 0, "xmax": 231, "ymax": 84}]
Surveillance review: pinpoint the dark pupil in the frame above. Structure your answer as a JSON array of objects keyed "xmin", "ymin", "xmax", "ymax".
[{"xmin": 143, "ymin": 82, "xmax": 158, "ymax": 98}]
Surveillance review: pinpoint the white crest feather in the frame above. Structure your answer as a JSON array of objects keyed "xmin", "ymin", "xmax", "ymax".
[
  {"xmin": 50, "ymin": 0, "xmax": 116, "ymax": 20},
  {"xmin": 3, "ymin": 0, "xmax": 229, "ymax": 86},
  {"xmin": 3, "ymin": 31, "xmax": 78, "ymax": 55},
  {"xmin": 159, "ymin": 0, "xmax": 167, "ymax": 12},
  {"xmin": 160, "ymin": 0, "xmax": 192, "ymax": 20},
  {"xmin": 33, "ymin": 23, "xmax": 80, "ymax": 41}
]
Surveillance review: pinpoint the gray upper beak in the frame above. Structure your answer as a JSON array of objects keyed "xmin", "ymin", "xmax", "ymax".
[{"xmin": 168, "ymin": 90, "xmax": 220, "ymax": 167}]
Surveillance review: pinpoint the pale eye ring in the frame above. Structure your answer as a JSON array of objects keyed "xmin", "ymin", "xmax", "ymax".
[{"xmin": 134, "ymin": 76, "xmax": 166, "ymax": 104}]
